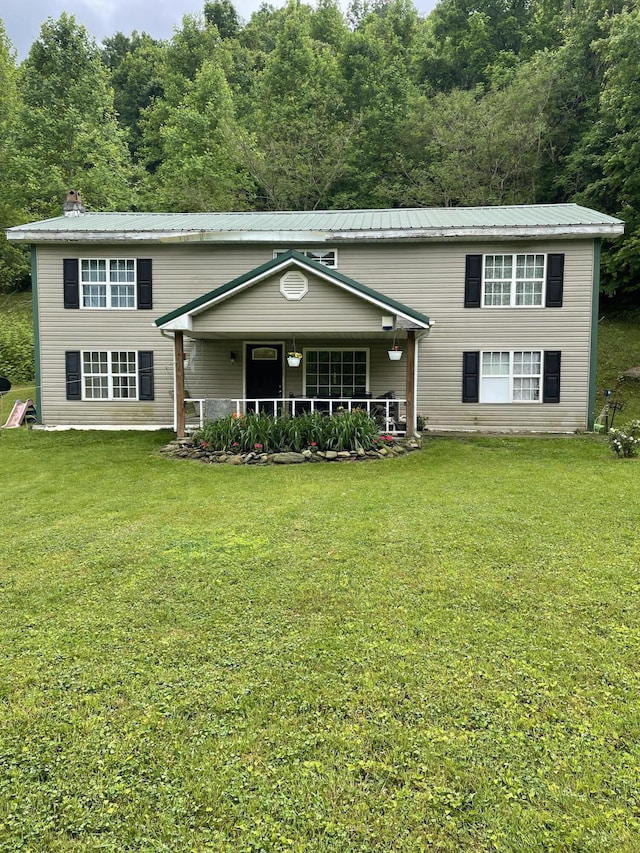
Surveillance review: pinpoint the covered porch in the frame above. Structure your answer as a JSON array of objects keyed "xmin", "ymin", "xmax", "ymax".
[{"xmin": 154, "ymin": 250, "xmax": 431, "ymax": 438}]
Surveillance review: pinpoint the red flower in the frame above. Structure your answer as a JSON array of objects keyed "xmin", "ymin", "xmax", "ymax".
[
  {"xmin": 255, "ymin": 443, "xmax": 263, "ymax": 449},
  {"xmin": 310, "ymin": 441, "xmax": 317, "ymax": 446}
]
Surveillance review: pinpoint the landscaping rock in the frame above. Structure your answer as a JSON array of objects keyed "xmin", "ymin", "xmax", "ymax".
[
  {"xmin": 160, "ymin": 435, "xmax": 423, "ymax": 465},
  {"xmin": 273, "ymin": 452, "xmax": 306, "ymax": 464}
]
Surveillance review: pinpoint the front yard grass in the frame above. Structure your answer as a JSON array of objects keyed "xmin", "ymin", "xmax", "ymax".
[{"xmin": 0, "ymin": 429, "xmax": 639, "ymax": 851}]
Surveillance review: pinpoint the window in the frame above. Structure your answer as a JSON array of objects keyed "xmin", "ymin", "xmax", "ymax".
[
  {"xmin": 82, "ymin": 351, "xmax": 138, "ymax": 399},
  {"xmin": 305, "ymin": 349, "xmax": 368, "ymax": 397},
  {"xmin": 483, "ymin": 254, "xmax": 545, "ymax": 307},
  {"xmin": 274, "ymin": 249, "xmax": 337, "ymax": 268},
  {"xmin": 480, "ymin": 351, "xmax": 541, "ymax": 403},
  {"xmin": 81, "ymin": 259, "xmax": 136, "ymax": 308}
]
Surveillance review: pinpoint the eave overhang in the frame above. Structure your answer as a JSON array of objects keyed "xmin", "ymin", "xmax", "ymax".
[
  {"xmin": 6, "ymin": 223, "xmax": 625, "ymax": 244},
  {"xmin": 154, "ymin": 250, "xmax": 431, "ymax": 331}
]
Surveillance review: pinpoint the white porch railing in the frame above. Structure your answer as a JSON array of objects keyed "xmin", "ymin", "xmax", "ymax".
[{"xmin": 184, "ymin": 397, "xmax": 407, "ymax": 434}]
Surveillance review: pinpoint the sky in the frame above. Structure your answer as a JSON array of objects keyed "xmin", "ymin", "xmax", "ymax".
[{"xmin": 3, "ymin": 0, "xmax": 438, "ymax": 61}]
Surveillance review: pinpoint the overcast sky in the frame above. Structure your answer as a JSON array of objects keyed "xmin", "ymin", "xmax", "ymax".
[{"xmin": 3, "ymin": 0, "xmax": 437, "ymax": 61}]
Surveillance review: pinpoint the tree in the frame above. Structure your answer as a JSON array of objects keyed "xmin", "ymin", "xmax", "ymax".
[
  {"xmin": 143, "ymin": 58, "xmax": 253, "ymax": 211},
  {"xmin": 0, "ymin": 20, "xmax": 29, "ymax": 292},
  {"xmin": 241, "ymin": 3, "xmax": 355, "ymax": 209},
  {"xmin": 574, "ymin": 8, "xmax": 640, "ymax": 298},
  {"xmin": 392, "ymin": 55, "xmax": 553, "ymax": 206},
  {"xmin": 13, "ymin": 14, "xmax": 134, "ymax": 218},
  {"xmin": 102, "ymin": 32, "xmax": 167, "ymax": 161}
]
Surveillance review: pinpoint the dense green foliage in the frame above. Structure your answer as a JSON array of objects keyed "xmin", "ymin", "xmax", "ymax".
[
  {"xmin": 1, "ymin": 1, "xmax": 640, "ymax": 300},
  {"xmin": 196, "ymin": 409, "xmax": 384, "ymax": 452},
  {"xmin": 0, "ymin": 292, "xmax": 33, "ymax": 383},
  {"xmin": 1, "ymin": 428, "xmax": 639, "ymax": 849}
]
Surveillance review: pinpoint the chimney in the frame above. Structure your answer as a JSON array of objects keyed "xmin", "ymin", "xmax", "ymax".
[{"xmin": 64, "ymin": 189, "xmax": 86, "ymax": 216}]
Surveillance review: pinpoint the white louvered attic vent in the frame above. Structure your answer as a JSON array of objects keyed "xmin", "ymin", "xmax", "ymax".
[{"xmin": 280, "ymin": 270, "xmax": 308, "ymax": 300}]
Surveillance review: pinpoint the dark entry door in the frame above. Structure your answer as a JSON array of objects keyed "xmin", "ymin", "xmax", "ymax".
[{"xmin": 245, "ymin": 344, "xmax": 283, "ymax": 411}]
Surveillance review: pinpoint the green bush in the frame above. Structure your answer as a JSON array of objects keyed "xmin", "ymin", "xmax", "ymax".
[
  {"xmin": 608, "ymin": 419, "xmax": 640, "ymax": 458},
  {"xmin": 0, "ymin": 295, "xmax": 34, "ymax": 383},
  {"xmin": 195, "ymin": 409, "xmax": 384, "ymax": 453}
]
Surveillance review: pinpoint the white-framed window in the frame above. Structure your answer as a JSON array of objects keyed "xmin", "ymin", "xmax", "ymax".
[
  {"xmin": 304, "ymin": 349, "xmax": 368, "ymax": 397},
  {"xmin": 274, "ymin": 249, "xmax": 338, "ymax": 268},
  {"xmin": 480, "ymin": 351, "xmax": 541, "ymax": 403},
  {"xmin": 483, "ymin": 254, "xmax": 545, "ymax": 307},
  {"xmin": 82, "ymin": 351, "xmax": 138, "ymax": 400},
  {"xmin": 81, "ymin": 259, "xmax": 136, "ymax": 308}
]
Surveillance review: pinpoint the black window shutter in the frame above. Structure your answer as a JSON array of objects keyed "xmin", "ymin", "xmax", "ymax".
[
  {"xmin": 545, "ymin": 254, "xmax": 564, "ymax": 307},
  {"xmin": 543, "ymin": 351, "xmax": 561, "ymax": 403},
  {"xmin": 137, "ymin": 259, "xmax": 153, "ymax": 310},
  {"xmin": 464, "ymin": 255, "xmax": 482, "ymax": 308},
  {"xmin": 63, "ymin": 259, "xmax": 80, "ymax": 309},
  {"xmin": 462, "ymin": 351, "xmax": 480, "ymax": 402},
  {"xmin": 65, "ymin": 351, "xmax": 82, "ymax": 400},
  {"xmin": 138, "ymin": 351, "xmax": 154, "ymax": 400}
]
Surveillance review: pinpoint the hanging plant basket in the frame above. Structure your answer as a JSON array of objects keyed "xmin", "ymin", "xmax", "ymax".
[
  {"xmin": 388, "ymin": 348, "xmax": 403, "ymax": 361},
  {"xmin": 287, "ymin": 353, "xmax": 302, "ymax": 367}
]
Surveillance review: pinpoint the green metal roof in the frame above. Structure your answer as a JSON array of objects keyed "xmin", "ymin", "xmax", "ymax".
[
  {"xmin": 6, "ymin": 204, "xmax": 624, "ymax": 243},
  {"xmin": 155, "ymin": 250, "xmax": 431, "ymax": 329}
]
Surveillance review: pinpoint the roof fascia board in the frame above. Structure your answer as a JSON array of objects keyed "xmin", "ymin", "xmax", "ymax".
[{"xmin": 7, "ymin": 224, "xmax": 625, "ymax": 244}]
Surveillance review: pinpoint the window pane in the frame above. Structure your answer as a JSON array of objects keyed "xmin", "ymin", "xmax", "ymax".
[
  {"xmin": 81, "ymin": 260, "xmax": 106, "ymax": 283},
  {"xmin": 480, "ymin": 377, "xmax": 510, "ymax": 403},
  {"xmin": 513, "ymin": 378, "xmax": 540, "ymax": 401},
  {"xmin": 110, "ymin": 284, "xmax": 135, "ymax": 308},
  {"xmin": 82, "ymin": 284, "xmax": 107, "ymax": 308},
  {"xmin": 515, "ymin": 281, "xmax": 543, "ymax": 306},
  {"xmin": 484, "ymin": 282, "xmax": 511, "ymax": 306},
  {"xmin": 481, "ymin": 352, "xmax": 509, "ymax": 376},
  {"xmin": 109, "ymin": 259, "xmax": 135, "ymax": 282},
  {"xmin": 485, "ymin": 255, "xmax": 512, "ymax": 279}
]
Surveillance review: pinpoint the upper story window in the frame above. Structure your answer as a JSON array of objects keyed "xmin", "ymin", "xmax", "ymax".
[
  {"xmin": 483, "ymin": 254, "xmax": 545, "ymax": 307},
  {"xmin": 464, "ymin": 253, "xmax": 564, "ymax": 309},
  {"xmin": 81, "ymin": 259, "xmax": 136, "ymax": 309},
  {"xmin": 274, "ymin": 249, "xmax": 338, "ymax": 268}
]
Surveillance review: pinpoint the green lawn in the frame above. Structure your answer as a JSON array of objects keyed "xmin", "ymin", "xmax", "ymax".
[{"xmin": 1, "ymin": 429, "xmax": 639, "ymax": 851}]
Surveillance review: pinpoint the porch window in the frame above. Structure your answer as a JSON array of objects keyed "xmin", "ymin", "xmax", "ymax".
[
  {"xmin": 82, "ymin": 351, "xmax": 137, "ymax": 399},
  {"xmin": 81, "ymin": 259, "xmax": 136, "ymax": 308},
  {"xmin": 305, "ymin": 349, "xmax": 368, "ymax": 397}
]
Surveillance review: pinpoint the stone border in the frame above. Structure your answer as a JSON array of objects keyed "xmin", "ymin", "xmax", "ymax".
[{"xmin": 160, "ymin": 436, "xmax": 423, "ymax": 465}]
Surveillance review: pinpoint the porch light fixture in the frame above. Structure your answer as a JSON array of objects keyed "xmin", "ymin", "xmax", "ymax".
[{"xmin": 230, "ymin": 351, "xmax": 236, "ymax": 364}]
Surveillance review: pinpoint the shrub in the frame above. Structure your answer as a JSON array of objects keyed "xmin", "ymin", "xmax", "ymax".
[
  {"xmin": 195, "ymin": 409, "xmax": 382, "ymax": 453},
  {"xmin": 0, "ymin": 296, "xmax": 34, "ymax": 383},
  {"xmin": 608, "ymin": 419, "xmax": 640, "ymax": 458}
]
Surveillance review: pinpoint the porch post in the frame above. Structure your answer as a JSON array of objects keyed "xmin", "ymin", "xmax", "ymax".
[
  {"xmin": 405, "ymin": 330, "xmax": 416, "ymax": 438},
  {"xmin": 175, "ymin": 330, "xmax": 186, "ymax": 438}
]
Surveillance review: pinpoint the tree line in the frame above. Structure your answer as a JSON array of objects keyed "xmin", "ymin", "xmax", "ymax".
[{"xmin": 0, "ymin": 0, "xmax": 638, "ymax": 302}]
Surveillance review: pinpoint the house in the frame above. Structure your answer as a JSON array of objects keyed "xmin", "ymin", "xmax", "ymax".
[{"xmin": 6, "ymin": 202, "xmax": 624, "ymax": 436}]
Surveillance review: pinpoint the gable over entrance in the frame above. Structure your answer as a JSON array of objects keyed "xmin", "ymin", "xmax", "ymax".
[{"xmin": 154, "ymin": 250, "xmax": 431, "ymax": 334}]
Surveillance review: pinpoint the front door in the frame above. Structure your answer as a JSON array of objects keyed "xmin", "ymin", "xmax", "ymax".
[{"xmin": 245, "ymin": 344, "xmax": 283, "ymax": 412}]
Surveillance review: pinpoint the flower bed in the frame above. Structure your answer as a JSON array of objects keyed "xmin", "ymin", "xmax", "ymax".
[{"xmin": 160, "ymin": 435, "xmax": 422, "ymax": 465}]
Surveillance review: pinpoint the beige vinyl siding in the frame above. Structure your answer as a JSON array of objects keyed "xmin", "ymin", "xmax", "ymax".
[
  {"xmin": 35, "ymin": 238, "xmax": 595, "ymax": 430},
  {"xmin": 191, "ymin": 272, "xmax": 385, "ymax": 334}
]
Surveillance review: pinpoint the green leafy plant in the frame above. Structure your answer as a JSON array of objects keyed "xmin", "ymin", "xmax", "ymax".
[
  {"xmin": 608, "ymin": 419, "xmax": 640, "ymax": 457},
  {"xmin": 195, "ymin": 409, "xmax": 382, "ymax": 453}
]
